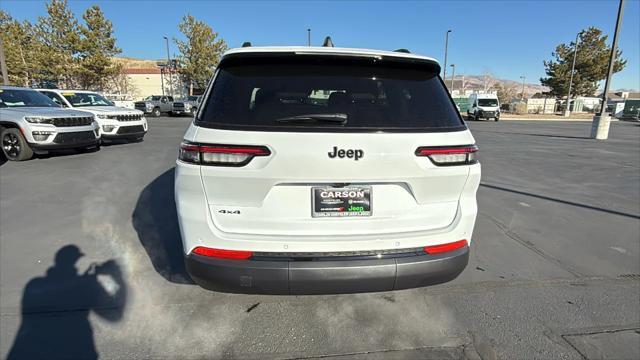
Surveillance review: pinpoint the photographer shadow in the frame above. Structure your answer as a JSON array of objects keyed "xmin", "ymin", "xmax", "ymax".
[
  {"xmin": 132, "ymin": 167, "xmax": 194, "ymax": 284},
  {"xmin": 8, "ymin": 245, "xmax": 127, "ymax": 360}
]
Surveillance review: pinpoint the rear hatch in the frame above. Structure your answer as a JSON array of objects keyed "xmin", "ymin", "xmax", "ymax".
[{"xmin": 186, "ymin": 51, "xmax": 476, "ymax": 237}]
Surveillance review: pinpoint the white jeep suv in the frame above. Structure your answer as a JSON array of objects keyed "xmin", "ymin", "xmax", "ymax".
[
  {"xmin": 175, "ymin": 46, "xmax": 481, "ymax": 294},
  {"xmin": 0, "ymin": 86, "xmax": 100, "ymax": 161},
  {"xmin": 37, "ymin": 89, "xmax": 147, "ymax": 141}
]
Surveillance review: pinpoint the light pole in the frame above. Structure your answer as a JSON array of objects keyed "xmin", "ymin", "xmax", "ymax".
[
  {"xmin": 565, "ymin": 32, "xmax": 581, "ymax": 117},
  {"xmin": 163, "ymin": 36, "xmax": 173, "ymax": 97},
  {"xmin": 592, "ymin": 0, "xmax": 625, "ymax": 140},
  {"xmin": 307, "ymin": 28, "xmax": 311, "ymax": 46},
  {"xmin": 159, "ymin": 65, "xmax": 165, "ymax": 96},
  {"xmin": 520, "ymin": 76, "xmax": 526, "ymax": 100},
  {"xmin": 443, "ymin": 30, "xmax": 452, "ymax": 82},
  {"xmin": 450, "ymin": 64, "xmax": 456, "ymax": 93}
]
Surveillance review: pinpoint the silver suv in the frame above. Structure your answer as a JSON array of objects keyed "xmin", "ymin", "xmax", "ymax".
[{"xmin": 0, "ymin": 86, "xmax": 100, "ymax": 161}]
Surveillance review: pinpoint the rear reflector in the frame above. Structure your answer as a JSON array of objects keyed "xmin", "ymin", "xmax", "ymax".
[
  {"xmin": 192, "ymin": 246, "xmax": 253, "ymax": 260},
  {"xmin": 424, "ymin": 240, "xmax": 468, "ymax": 254},
  {"xmin": 415, "ymin": 145, "xmax": 478, "ymax": 166},
  {"xmin": 179, "ymin": 142, "xmax": 270, "ymax": 166}
]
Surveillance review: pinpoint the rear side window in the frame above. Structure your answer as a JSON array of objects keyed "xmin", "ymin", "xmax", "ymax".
[{"xmin": 198, "ymin": 55, "xmax": 465, "ymax": 132}]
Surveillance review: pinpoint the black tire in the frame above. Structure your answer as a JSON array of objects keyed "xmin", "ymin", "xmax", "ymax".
[
  {"xmin": 495, "ymin": 117, "xmax": 500, "ymax": 122},
  {"xmin": 152, "ymin": 107, "xmax": 161, "ymax": 117},
  {"xmin": 1, "ymin": 128, "xmax": 33, "ymax": 161}
]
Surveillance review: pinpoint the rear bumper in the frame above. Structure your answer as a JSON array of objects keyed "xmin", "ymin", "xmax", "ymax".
[{"xmin": 185, "ymin": 247, "xmax": 468, "ymax": 294}]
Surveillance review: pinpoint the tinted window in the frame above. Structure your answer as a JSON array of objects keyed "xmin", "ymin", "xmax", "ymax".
[
  {"xmin": 0, "ymin": 89, "xmax": 59, "ymax": 108},
  {"xmin": 41, "ymin": 91, "xmax": 67, "ymax": 106},
  {"xmin": 478, "ymin": 98, "xmax": 499, "ymax": 107},
  {"xmin": 198, "ymin": 55, "xmax": 465, "ymax": 132},
  {"xmin": 62, "ymin": 92, "xmax": 114, "ymax": 107}
]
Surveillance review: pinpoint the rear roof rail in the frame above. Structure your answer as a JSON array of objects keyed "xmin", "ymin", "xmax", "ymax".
[{"xmin": 322, "ymin": 36, "xmax": 334, "ymax": 47}]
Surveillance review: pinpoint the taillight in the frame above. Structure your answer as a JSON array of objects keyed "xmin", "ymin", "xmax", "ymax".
[
  {"xmin": 415, "ymin": 145, "xmax": 478, "ymax": 166},
  {"xmin": 192, "ymin": 246, "xmax": 253, "ymax": 260},
  {"xmin": 179, "ymin": 142, "xmax": 271, "ymax": 166},
  {"xmin": 424, "ymin": 240, "xmax": 468, "ymax": 254}
]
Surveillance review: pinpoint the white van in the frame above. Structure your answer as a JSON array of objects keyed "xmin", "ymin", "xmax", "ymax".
[{"xmin": 467, "ymin": 93, "xmax": 500, "ymax": 121}]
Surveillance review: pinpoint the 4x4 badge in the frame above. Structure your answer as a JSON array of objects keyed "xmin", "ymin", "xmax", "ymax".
[{"xmin": 328, "ymin": 146, "xmax": 364, "ymax": 161}]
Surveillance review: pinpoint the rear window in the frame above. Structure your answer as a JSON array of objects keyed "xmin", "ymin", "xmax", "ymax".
[{"xmin": 197, "ymin": 55, "xmax": 465, "ymax": 132}]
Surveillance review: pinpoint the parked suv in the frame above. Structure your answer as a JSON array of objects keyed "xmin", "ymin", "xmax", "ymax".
[
  {"xmin": 134, "ymin": 95, "xmax": 174, "ymax": 117},
  {"xmin": 172, "ymin": 96, "xmax": 201, "ymax": 116},
  {"xmin": 37, "ymin": 89, "xmax": 147, "ymax": 141},
  {"xmin": 175, "ymin": 46, "xmax": 481, "ymax": 294},
  {"xmin": 0, "ymin": 86, "xmax": 100, "ymax": 161}
]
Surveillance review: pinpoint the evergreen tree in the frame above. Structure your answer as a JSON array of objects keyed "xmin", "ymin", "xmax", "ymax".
[
  {"xmin": 77, "ymin": 5, "xmax": 122, "ymax": 90},
  {"xmin": 540, "ymin": 27, "xmax": 626, "ymax": 97},
  {"xmin": 0, "ymin": 11, "xmax": 37, "ymax": 86},
  {"xmin": 34, "ymin": 0, "xmax": 81, "ymax": 87},
  {"xmin": 175, "ymin": 14, "xmax": 227, "ymax": 94}
]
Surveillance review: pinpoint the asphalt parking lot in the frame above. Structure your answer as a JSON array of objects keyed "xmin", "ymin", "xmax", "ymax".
[{"xmin": 1, "ymin": 118, "xmax": 639, "ymax": 359}]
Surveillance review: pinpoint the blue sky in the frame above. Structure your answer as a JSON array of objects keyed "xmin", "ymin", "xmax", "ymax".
[{"xmin": 3, "ymin": 0, "xmax": 639, "ymax": 90}]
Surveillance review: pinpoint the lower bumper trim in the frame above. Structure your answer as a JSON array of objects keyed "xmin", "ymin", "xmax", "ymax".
[
  {"xmin": 30, "ymin": 139, "xmax": 99, "ymax": 150},
  {"xmin": 185, "ymin": 247, "xmax": 469, "ymax": 295}
]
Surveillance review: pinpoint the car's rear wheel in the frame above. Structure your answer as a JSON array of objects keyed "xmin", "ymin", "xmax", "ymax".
[
  {"xmin": 153, "ymin": 107, "xmax": 161, "ymax": 117},
  {"xmin": 495, "ymin": 117, "xmax": 500, "ymax": 122},
  {"xmin": 1, "ymin": 128, "xmax": 33, "ymax": 161}
]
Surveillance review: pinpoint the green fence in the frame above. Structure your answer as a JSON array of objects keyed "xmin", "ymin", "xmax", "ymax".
[{"xmin": 452, "ymin": 98, "xmax": 470, "ymax": 111}]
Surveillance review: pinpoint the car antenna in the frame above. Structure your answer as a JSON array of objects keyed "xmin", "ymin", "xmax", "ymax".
[
  {"xmin": 394, "ymin": 49, "xmax": 411, "ymax": 53},
  {"xmin": 242, "ymin": 42, "xmax": 252, "ymax": 47},
  {"xmin": 322, "ymin": 36, "xmax": 334, "ymax": 47}
]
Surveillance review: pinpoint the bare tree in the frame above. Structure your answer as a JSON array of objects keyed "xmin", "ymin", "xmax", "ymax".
[{"xmin": 482, "ymin": 69, "xmax": 497, "ymax": 92}]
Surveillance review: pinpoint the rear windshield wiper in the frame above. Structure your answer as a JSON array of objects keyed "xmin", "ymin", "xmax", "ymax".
[{"xmin": 275, "ymin": 113, "xmax": 348, "ymax": 124}]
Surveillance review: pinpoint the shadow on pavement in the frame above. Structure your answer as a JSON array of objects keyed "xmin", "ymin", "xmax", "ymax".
[
  {"xmin": 7, "ymin": 245, "xmax": 127, "ymax": 360},
  {"xmin": 472, "ymin": 129, "xmax": 590, "ymax": 140},
  {"xmin": 481, "ymin": 183, "xmax": 640, "ymax": 219},
  {"xmin": 132, "ymin": 167, "xmax": 194, "ymax": 284}
]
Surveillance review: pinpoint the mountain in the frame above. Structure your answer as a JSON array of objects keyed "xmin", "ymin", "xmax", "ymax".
[{"xmin": 446, "ymin": 74, "xmax": 549, "ymax": 96}]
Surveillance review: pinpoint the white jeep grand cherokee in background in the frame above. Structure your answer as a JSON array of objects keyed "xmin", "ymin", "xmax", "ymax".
[
  {"xmin": 175, "ymin": 46, "xmax": 481, "ymax": 294},
  {"xmin": 0, "ymin": 86, "xmax": 100, "ymax": 161},
  {"xmin": 37, "ymin": 89, "xmax": 147, "ymax": 141}
]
